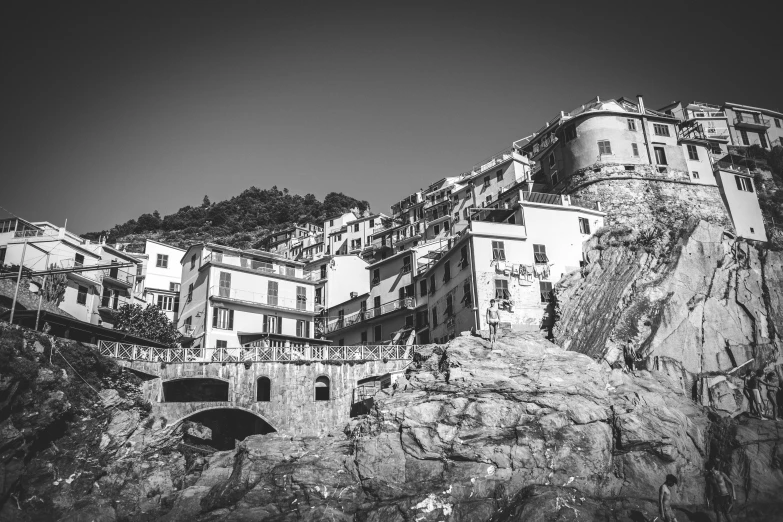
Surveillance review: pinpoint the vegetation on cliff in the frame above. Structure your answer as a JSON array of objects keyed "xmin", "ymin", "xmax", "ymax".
[{"xmin": 82, "ymin": 186, "xmax": 371, "ymax": 250}]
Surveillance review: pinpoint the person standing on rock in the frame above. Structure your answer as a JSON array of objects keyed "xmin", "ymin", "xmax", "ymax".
[
  {"xmin": 659, "ymin": 474, "xmax": 679, "ymax": 522},
  {"xmin": 486, "ymin": 299, "xmax": 500, "ymax": 346},
  {"xmin": 743, "ymin": 370, "xmax": 761, "ymax": 417},
  {"xmin": 706, "ymin": 463, "xmax": 735, "ymax": 522},
  {"xmin": 762, "ymin": 370, "xmax": 779, "ymax": 421}
]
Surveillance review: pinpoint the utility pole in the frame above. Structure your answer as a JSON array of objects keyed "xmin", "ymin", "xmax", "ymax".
[
  {"xmin": 35, "ymin": 253, "xmax": 50, "ymax": 331},
  {"xmin": 9, "ymin": 239, "xmax": 28, "ymax": 325}
]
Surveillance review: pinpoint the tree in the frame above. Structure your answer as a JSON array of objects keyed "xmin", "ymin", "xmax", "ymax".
[{"xmin": 113, "ymin": 303, "xmax": 180, "ymax": 347}]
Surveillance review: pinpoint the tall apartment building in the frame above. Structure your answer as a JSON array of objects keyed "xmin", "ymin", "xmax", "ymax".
[
  {"xmin": 259, "ymin": 223, "xmax": 324, "ymax": 260},
  {"xmin": 135, "ymin": 239, "xmax": 185, "ymax": 324},
  {"xmin": 177, "ymin": 243, "xmax": 329, "ymax": 349},
  {"xmin": 658, "ymin": 101, "xmax": 732, "ymax": 158}
]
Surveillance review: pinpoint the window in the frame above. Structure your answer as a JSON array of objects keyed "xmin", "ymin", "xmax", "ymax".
[
  {"xmin": 494, "ymin": 279, "xmax": 510, "ymax": 299},
  {"xmin": 459, "ymin": 246, "xmax": 468, "ymax": 269},
  {"xmin": 374, "ymin": 324, "xmax": 382, "ymax": 342},
  {"xmin": 491, "ymin": 241, "xmax": 506, "ymax": 261},
  {"xmin": 740, "ymin": 129, "xmax": 749, "ymax": 146},
  {"xmin": 627, "ymin": 118, "xmax": 637, "ymax": 131},
  {"xmin": 212, "ymin": 308, "xmax": 234, "ymax": 330},
  {"xmin": 267, "ymin": 281, "xmax": 278, "ymax": 305},
  {"xmin": 735, "ymin": 176, "xmax": 754, "ymax": 192},
  {"xmin": 444, "ymin": 221, "xmax": 450, "ymax": 232},
  {"xmin": 219, "ymin": 272, "xmax": 231, "ymax": 297},
  {"xmin": 296, "ymin": 286, "xmax": 306, "ymax": 310},
  {"xmin": 315, "ymin": 376, "xmax": 330, "ymax": 401},
  {"xmin": 329, "ymin": 219, "xmax": 334, "ymax": 226},
  {"xmin": 187, "ymin": 283, "xmax": 193, "ymax": 302},
  {"xmin": 598, "ymin": 140, "xmax": 612, "ymax": 155},
  {"xmin": 319, "ymin": 264, "xmax": 327, "ymax": 280},
  {"xmin": 485, "ymin": 195, "xmax": 492, "ymax": 205},
  {"xmin": 632, "ymin": 143, "xmax": 639, "ymax": 157},
  {"xmin": 551, "ymin": 171, "xmax": 559, "ymax": 186},
  {"xmin": 483, "ymin": 176, "xmax": 490, "ymax": 188},
  {"xmin": 533, "ymin": 244, "xmax": 548, "ymax": 263},
  {"xmin": 372, "ymin": 268, "xmax": 380, "ymax": 286},
  {"xmin": 296, "ymin": 320, "xmax": 310, "ymax": 338},
  {"xmin": 564, "ymin": 125, "xmax": 576, "ymax": 142},
  {"xmin": 429, "ymin": 274, "xmax": 436, "ymax": 294},
  {"xmin": 353, "ymin": 223, "xmax": 359, "ymax": 232},
  {"xmin": 540, "ymin": 281, "xmax": 554, "ymax": 303},
  {"xmin": 170, "ymin": 282, "xmax": 180, "ymax": 292},
  {"xmin": 190, "ymin": 254, "xmax": 197, "ymax": 270},
  {"xmin": 460, "ymin": 280, "xmax": 472, "ymax": 305},
  {"xmin": 653, "ymin": 123, "xmax": 670, "ymax": 137},
  {"xmin": 753, "ymin": 113, "xmax": 761, "ymax": 124},
  {"xmin": 315, "ymin": 287, "xmax": 322, "ymax": 305},
  {"xmin": 257, "ymin": 377, "xmax": 271, "ymax": 402},
  {"xmin": 369, "ymin": 218, "xmax": 375, "ymax": 227},
  {"xmin": 687, "ymin": 144, "xmax": 699, "ymax": 161},
  {"xmin": 402, "ymin": 256, "xmax": 411, "ymax": 273},
  {"xmin": 156, "ymin": 254, "xmax": 168, "ymax": 268},
  {"xmin": 775, "ymin": 118, "xmax": 781, "ymax": 128},
  {"xmin": 263, "ymin": 315, "xmax": 282, "ymax": 333},
  {"xmin": 431, "ymin": 306, "xmax": 438, "ymax": 327},
  {"xmin": 216, "ymin": 340, "xmax": 228, "ymax": 349},
  {"xmin": 579, "ymin": 217, "xmax": 591, "ymax": 234},
  {"xmin": 420, "ymin": 279, "xmax": 428, "ymax": 297},
  {"xmin": 360, "ymin": 330, "xmax": 368, "ymax": 344},
  {"xmin": 692, "ymin": 171, "xmax": 700, "ymax": 179},
  {"xmin": 434, "ymin": 224, "xmax": 440, "ymax": 235},
  {"xmin": 443, "ymin": 262, "xmax": 451, "ymax": 282},
  {"xmin": 76, "ymin": 285, "xmax": 88, "ymax": 305},
  {"xmin": 548, "ymin": 153, "xmax": 555, "ymax": 168},
  {"xmin": 496, "ymin": 169, "xmax": 504, "ymax": 182},
  {"xmin": 654, "ymin": 147, "xmax": 667, "ymax": 165},
  {"xmin": 74, "ymin": 253, "xmax": 84, "ymax": 267},
  {"xmin": 760, "ymin": 134, "xmax": 768, "ymax": 149},
  {"xmin": 157, "ymin": 295, "xmax": 174, "ymax": 311},
  {"xmin": 445, "ymin": 294, "xmax": 454, "ymax": 316},
  {"xmin": 183, "ymin": 316, "xmax": 192, "ymax": 329}
]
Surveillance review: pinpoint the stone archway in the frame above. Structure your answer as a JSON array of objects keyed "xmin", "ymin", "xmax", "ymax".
[
  {"xmin": 174, "ymin": 406, "xmax": 277, "ymax": 450},
  {"xmin": 162, "ymin": 377, "xmax": 229, "ymax": 402}
]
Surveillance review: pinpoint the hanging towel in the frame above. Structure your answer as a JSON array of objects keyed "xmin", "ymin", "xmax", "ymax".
[{"xmin": 496, "ymin": 260, "xmax": 507, "ymax": 272}]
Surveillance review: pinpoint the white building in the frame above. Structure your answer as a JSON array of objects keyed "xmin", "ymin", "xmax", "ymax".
[
  {"xmin": 135, "ymin": 239, "xmax": 186, "ymax": 323},
  {"xmin": 177, "ymin": 243, "xmax": 330, "ymax": 349}
]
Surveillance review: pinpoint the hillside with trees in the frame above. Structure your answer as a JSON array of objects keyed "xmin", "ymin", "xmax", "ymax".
[{"xmin": 82, "ymin": 186, "xmax": 370, "ymax": 251}]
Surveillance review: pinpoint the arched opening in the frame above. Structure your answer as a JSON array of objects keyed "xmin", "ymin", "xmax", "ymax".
[
  {"xmin": 182, "ymin": 408, "xmax": 275, "ymax": 450},
  {"xmin": 163, "ymin": 378, "xmax": 229, "ymax": 402},
  {"xmin": 315, "ymin": 376, "xmax": 330, "ymax": 401},
  {"xmin": 257, "ymin": 376, "xmax": 271, "ymax": 402}
]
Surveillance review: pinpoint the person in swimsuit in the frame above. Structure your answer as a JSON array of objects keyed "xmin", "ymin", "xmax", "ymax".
[
  {"xmin": 486, "ymin": 299, "xmax": 500, "ymax": 346},
  {"xmin": 706, "ymin": 463, "xmax": 735, "ymax": 522},
  {"xmin": 659, "ymin": 474, "xmax": 679, "ymax": 522}
]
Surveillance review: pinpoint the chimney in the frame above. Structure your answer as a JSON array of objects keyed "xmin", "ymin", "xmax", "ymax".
[{"xmin": 637, "ymin": 94, "xmax": 646, "ymax": 114}]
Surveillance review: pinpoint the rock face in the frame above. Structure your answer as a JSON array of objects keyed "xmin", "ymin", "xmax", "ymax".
[{"xmin": 554, "ymin": 219, "xmax": 783, "ymax": 416}]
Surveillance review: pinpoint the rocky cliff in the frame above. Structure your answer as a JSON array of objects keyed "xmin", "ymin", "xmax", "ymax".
[{"xmin": 2, "ymin": 324, "xmax": 782, "ymax": 521}]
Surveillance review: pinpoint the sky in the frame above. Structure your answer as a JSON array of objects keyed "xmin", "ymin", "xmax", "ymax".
[{"xmin": 1, "ymin": 1, "xmax": 781, "ymax": 234}]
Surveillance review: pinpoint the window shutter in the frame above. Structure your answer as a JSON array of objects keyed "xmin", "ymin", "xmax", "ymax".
[
  {"xmin": 228, "ymin": 310, "xmax": 234, "ymax": 330},
  {"xmin": 174, "ymin": 296, "xmax": 180, "ymax": 313},
  {"xmin": 277, "ymin": 316, "xmax": 282, "ymax": 333},
  {"xmin": 735, "ymin": 176, "xmax": 743, "ymax": 190},
  {"xmin": 212, "ymin": 307, "xmax": 218, "ymax": 328}
]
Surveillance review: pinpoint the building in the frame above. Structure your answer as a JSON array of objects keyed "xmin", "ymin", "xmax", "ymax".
[
  {"xmin": 519, "ymin": 96, "xmax": 707, "ymax": 189},
  {"xmin": 326, "ymin": 213, "xmax": 391, "ymax": 258},
  {"xmin": 259, "ymin": 223, "xmax": 323, "ymax": 260},
  {"xmin": 304, "ymin": 254, "xmax": 370, "ymax": 317},
  {"xmin": 416, "ymin": 190, "xmax": 605, "ymax": 343},
  {"xmin": 177, "ymin": 243, "xmax": 330, "ymax": 349},
  {"xmin": 712, "ymin": 156, "xmax": 768, "ymax": 242},
  {"xmin": 658, "ymin": 101, "xmax": 732, "ymax": 158},
  {"xmin": 723, "ymin": 102, "xmax": 783, "ymax": 150},
  {"xmin": 136, "ymin": 239, "xmax": 185, "ymax": 324},
  {"xmin": 1, "ymin": 221, "xmax": 143, "ymax": 325}
]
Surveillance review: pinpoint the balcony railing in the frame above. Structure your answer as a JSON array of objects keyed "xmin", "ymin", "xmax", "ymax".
[
  {"xmin": 734, "ymin": 115, "xmax": 771, "ymax": 128},
  {"xmin": 13, "ymin": 229, "xmax": 58, "ymax": 238},
  {"xmin": 203, "ymin": 252, "xmax": 317, "ymax": 281},
  {"xmin": 690, "ymin": 111, "xmax": 726, "ymax": 119},
  {"xmin": 320, "ymin": 297, "xmax": 415, "ymax": 333},
  {"xmin": 98, "ymin": 340, "xmax": 418, "ymax": 363},
  {"xmin": 102, "ymin": 266, "xmax": 136, "ymax": 286},
  {"xmin": 714, "ymin": 161, "xmax": 751, "ymax": 175},
  {"xmin": 210, "ymin": 285, "xmax": 314, "ymax": 312}
]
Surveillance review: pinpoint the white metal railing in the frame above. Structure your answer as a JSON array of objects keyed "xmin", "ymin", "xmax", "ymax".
[
  {"xmin": 98, "ymin": 340, "xmax": 418, "ymax": 362},
  {"xmin": 210, "ymin": 285, "xmax": 314, "ymax": 312},
  {"xmin": 14, "ymin": 229, "xmax": 59, "ymax": 238},
  {"xmin": 320, "ymin": 297, "xmax": 415, "ymax": 333},
  {"xmin": 203, "ymin": 252, "xmax": 317, "ymax": 281},
  {"xmin": 691, "ymin": 111, "xmax": 726, "ymax": 118}
]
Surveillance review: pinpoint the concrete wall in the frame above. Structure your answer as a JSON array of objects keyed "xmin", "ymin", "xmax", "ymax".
[
  {"xmin": 714, "ymin": 169, "xmax": 768, "ymax": 242},
  {"xmin": 120, "ymin": 358, "xmax": 409, "ymax": 437},
  {"xmin": 322, "ymin": 255, "xmax": 370, "ymax": 309},
  {"xmin": 681, "ymin": 142, "xmax": 716, "ymax": 186},
  {"xmin": 143, "ymin": 240, "xmax": 184, "ymax": 323}
]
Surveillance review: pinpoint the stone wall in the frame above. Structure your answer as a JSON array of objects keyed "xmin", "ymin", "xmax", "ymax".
[
  {"xmin": 120, "ymin": 358, "xmax": 409, "ymax": 436},
  {"xmin": 559, "ymin": 163, "xmax": 733, "ymax": 232}
]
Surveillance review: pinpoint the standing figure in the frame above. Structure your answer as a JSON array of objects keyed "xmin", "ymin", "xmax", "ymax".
[
  {"xmin": 486, "ymin": 299, "xmax": 500, "ymax": 346},
  {"xmin": 706, "ymin": 463, "xmax": 735, "ymax": 522},
  {"xmin": 659, "ymin": 474, "xmax": 679, "ymax": 522},
  {"xmin": 763, "ymin": 371, "xmax": 780, "ymax": 421},
  {"xmin": 743, "ymin": 370, "xmax": 761, "ymax": 417}
]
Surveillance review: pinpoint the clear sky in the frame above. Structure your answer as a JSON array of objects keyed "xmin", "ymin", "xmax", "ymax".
[{"xmin": 2, "ymin": 1, "xmax": 781, "ymax": 233}]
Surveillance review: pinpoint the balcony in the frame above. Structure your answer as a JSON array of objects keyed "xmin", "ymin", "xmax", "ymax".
[
  {"xmin": 320, "ymin": 298, "xmax": 416, "ymax": 334},
  {"xmin": 102, "ymin": 266, "xmax": 136, "ymax": 288},
  {"xmin": 209, "ymin": 285, "xmax": 314, "ymax": 313},
  {"xmin": 13, "ymin": 229, "xmax": 59, "ymax": 239},
  {"xmin": 690, "ymin": 111, "xmax": 726, "ymax": 119},
  {"xmin": 518, "ymin": 191, "xmax": 601, "ymax": 211},
  {"xmin": 203, "ymin": 252, "xmax": 317, "ymax": 281},
  {"xmin": 734, "ymin": 115, "xmax": 770, "ymax": 130}
]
